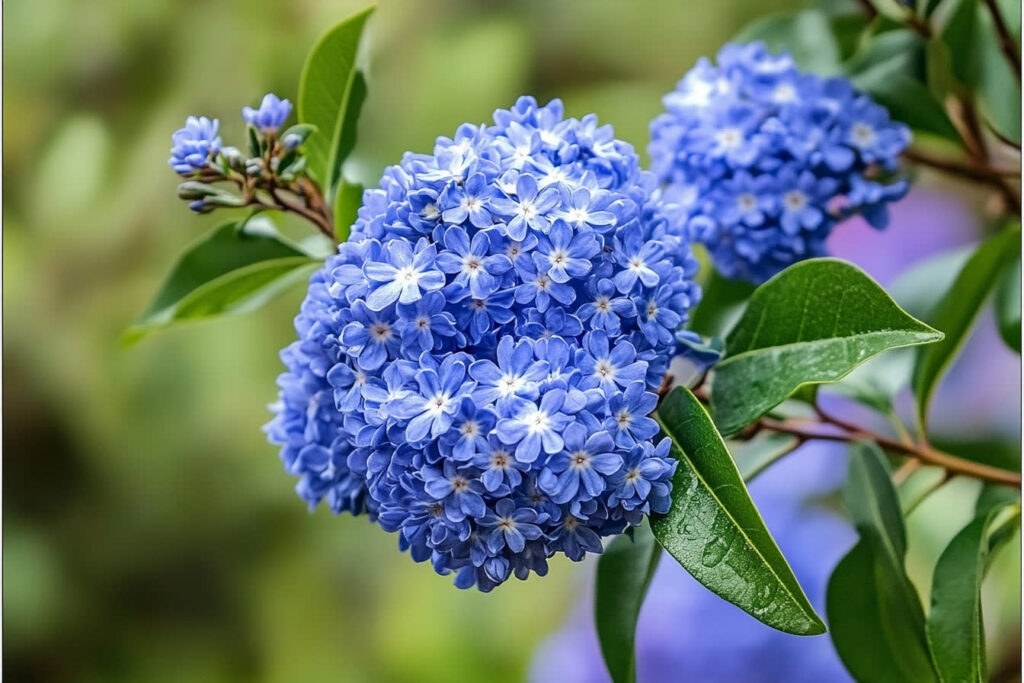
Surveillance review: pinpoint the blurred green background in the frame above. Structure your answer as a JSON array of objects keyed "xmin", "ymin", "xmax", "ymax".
[{"xmin": 3, "ymin": 0, "xmax": 1019, "ymax": 681}]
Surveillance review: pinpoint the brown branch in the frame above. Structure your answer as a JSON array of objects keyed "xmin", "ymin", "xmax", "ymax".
[
  {"xmin": 903, "ymin": 148, "xmax": 1021, "ymax": 216},
  {"xmin": 982, "ymin": 0, "xmax": 1022, "ymax": 84},
  {"xmin": 690, "ymin": 386, "xmax": 1021, "ymax": 487},
  {"xmin": 759, "ymin": 417, "xmax": 1021, "ymax": 487}
]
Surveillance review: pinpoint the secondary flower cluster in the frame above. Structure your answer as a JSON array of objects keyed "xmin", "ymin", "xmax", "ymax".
[
  {"xmin": 266, "ymin": 97, "xmax": 704, "ymax": 591},
  {"xmin": 649, "ymin": 42, "xmax": 911, "ymax": 282}
]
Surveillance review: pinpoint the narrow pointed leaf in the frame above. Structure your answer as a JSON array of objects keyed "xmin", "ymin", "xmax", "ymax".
[
  {"xmin": 334, "ymin": 180, "xmax": 364, "ymax": 243},
  {"xmin": 912, "ymin": 225, "xmax": 1021, "ymax": 431},
  {"xmin": 652, "ymin": 387, "xmax": 825, "ymax": 636},
  {"xmin": 711, "ymin": 259, "xmax": 942, "ymax": 435},
  {"xmin": 827, "ymin": 442, "xmax": 938, "ymax": 683},
  {"xmin": 687, "ymin": 267, "xmax": 756, "ymax": 338},
  {"xmin": 298, "ymin": 7, "xmax": 374, "ymax": 191},
  {"xmin": 927, "ymin": 502, "xmax": 1021, "ymax": 683},
  {"xmin": 595, "ymin": 522, "xmax": 660, "ymax": 683},
  {"xmin": 994, "ymin": 254, "xmax": 1021, "ymax": 353},
  {"xmin": 123, "ymin": 217, "xmax": 318, "ymax": 345}
]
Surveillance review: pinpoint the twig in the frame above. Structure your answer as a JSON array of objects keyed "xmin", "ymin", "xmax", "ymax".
[
  {"xmin": 758, "ymin": 416, "xmax": 1021, "ymax": 487},
  {"xmin": 904, "ymin": 147, "xmax": 1021, "ymax": 216},
  {"xmin": 982, "ymin": 0, "xmax": 1022, "ymax": 84}
]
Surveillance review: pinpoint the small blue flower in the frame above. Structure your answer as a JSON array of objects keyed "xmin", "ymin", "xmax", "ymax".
[
  {"xmin": 605, "ymin": 384, "xmax": 659, "ymax": 448},
  {"xmin": 168, "ymin": 116, "xmax": 221, "ymax": 175},
  {"xmin": 490, "ymin": 173, "xmax": 560, "ymax": 240},
  {"xmin": 538, "ymin": 424, "xmax": 620, "ymax": 504},
  {"xmin": 495, "ymin": 389, "xmax": 574, "ymax": 463},
  {"xmin": 242, "ymin": 93, "xmax": 292, "ymax": 133},
  {"xmin": 469, "ymin": 336, "xmax": 548, "ymax": 411},
  {"xmin": 480, "ymin": 498, "xmax": 545, "ymax": 554},
  {"xmin": 363, "ymin": 238, "xmax": 446, "ymax": 311},
  {"xmin": 435, "ymin": 226, "xmax": 512, "ymax": 298},
  {"xmin": 390, "ymin": 353, "xmax": 474, "ymax": 442}
]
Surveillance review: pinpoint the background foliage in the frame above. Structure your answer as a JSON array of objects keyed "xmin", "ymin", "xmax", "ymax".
[{"xmin": 3, "ymin": 0, "xmax": 1020, "ymax": 681}]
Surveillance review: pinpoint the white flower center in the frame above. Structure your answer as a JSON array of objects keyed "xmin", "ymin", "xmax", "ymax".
[
  {"xmin": 616, "ymin": 409, "xmax": 633, "ymax": 428},
  {"xmin": 422, "ymin": 203, "xmax": 439, "ymax": 220},
  {"xmin": 737, "ymin": 193, "xmax": 757, "ymax": 212},
  {"xmin": 550, "ymin": 248, "xmax": 569, "ymax": 266},
  {"xmin": 567, "ymin": 207, "xmax": 589, "ymax": 223},
  {"xmin": 460, "ymin": 420, "xmax": 479, "ymax": 437},
  {"xmin": 595, "ymin": 359, "xmax": 616, "ymax": 381},
  {"xmin": 463, "ymin": 255, "xmax": 483, "ymax": 273},
  {"xmin": 595, "ymin": 296, "xmax": 611, "ymax": 313},
  {"xmin": 397, "ymin": 265, "xmax": 420, "ymax": 284},
  {"xmin": 416, "ymin": 316, "xmax": 430, "ymax": 330},
  {"xmin": 629, "ymin": 256, "xmax": 646, "ymax": 272},
  {"xmin": 462, "ymin": 196, "xmax": 481, "ymax": 212},
  {"xmin": 526, "ymin": 409, "xmax": 550, "ymax": 433},
  {"xmin": 646, "ymin": 301, "xmax": 658, "ymax": 318},
  {"xmin": 371, "ymin": 322, "xmax": 392, "ymax": 341},
  {"xmin": 535, "ymin": 275, "xmax": 551, "ymax": 291},
  {"xmin": 500, "ymin": 373, "xmax": 523, "ymax": 395},
  {"xmin": 491, "ymin": 450, "xmax": 511, "ymax": 470},
  {"xmin": 784, "ymin": 190, "xmax": 807, "ymax": 211},
  {"xmin": 851, "ymin": 122, "xmax": 876, "ymax": 148},
  {"xmin": 773, "ymin": 84, "xmax": 797, "ymax": 103},
  {"xmin": 570, "ymin": 450, "xmax": 591, "ymax": 469},
  {"xmin": 427, "ymin": 392, "xmax": 451, "ymax": 416},
  {"xmin": 451, "ymin": 476, "xmax": 468, "ymax": 492},
  {"xmin": 716, "ymin": 127, "xmax": 742, "ymax": 149}
]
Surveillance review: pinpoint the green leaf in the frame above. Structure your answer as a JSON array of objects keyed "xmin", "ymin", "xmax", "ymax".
[
  {"xmin": 333, "ymin": 180, "xmax": 364, "ymax": 242},
  {"xmin": 123, "ymin": 217, "xmax": 319, "ymax": 345},
  {"xmin": 595, "ymin": 522, "xmax": 660, "ymax": 683},
  {"xmin": 912, "ymin": 225, "xmax": 1022, "ymax": 431},
  {"xmin": 927, "ymin": 501, "xmax": 1021, "ymax": 683},
  {"xmin": 651, "ymin": 387, "xmax": 825, "ymax": 636},
  {"xmin": 297, "ymin": 6, "xmax": 374, "ymax": 193},
  {"xmin": 995, "ymin": 254, "xmax": 1021, "ymax": 353},
  {"xmin": 710, "ymin": 259, "xmax": 943, "ymax": 435},
  {"xmin": 826, "ymin": 442, "xmax": 939, "ymax": 683},
  {"xmin": 732, "ymin": 10, "xmax": 841, "ymax": 74},
  {"xmin": 976, "ymin": 0, "xmax": 1022, "ymax": 144},
  {"xmin": 687, "ymin": 267, "xmax": 756, "ymax": 338}
]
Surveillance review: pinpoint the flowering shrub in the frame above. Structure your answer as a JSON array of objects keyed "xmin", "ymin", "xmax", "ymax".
[
  {"xmin": 136, "ymin": 5, "xmax": 1022, "ymax": 682},
  {"xmin": 649, "ymin": 42, "xmax": 911, "ymax": 282},
  {"xmin": 265, "ymin": 96, "xmax": 704, "ymax": 590}
]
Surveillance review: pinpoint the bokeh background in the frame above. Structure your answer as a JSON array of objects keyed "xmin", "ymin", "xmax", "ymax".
[{"xmin": 4, "ymin": 0, "xmax": 1020, "ymax": 681}]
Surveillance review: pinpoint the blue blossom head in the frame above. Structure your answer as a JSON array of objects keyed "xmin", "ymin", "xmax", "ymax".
[
  {"xmin": 242, "ymin": 92, "xmax": 292, "ymax": 133},
  {"xmin": 168, "ymin": 116, "xmax": 221, "ymax": 175},
  {"xmin": 649, "ymin": 42, "xmax": 911, "ymax": 283},
  {"xmin": 266, "ymin": 96, "xmax": 705, "ymax": 591}
]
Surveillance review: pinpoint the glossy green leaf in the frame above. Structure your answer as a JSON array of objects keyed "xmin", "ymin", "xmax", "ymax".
[
  {"xmin": 123, "ymin": 217, "xmax": 318, "ymax": 345},
  {"xmin": 595, "ymin": 522, "xmax": 660, "ymax": 683},
  {"xmin": 334, "ymin": 180, "xmax": 364, "ymax": 243},
  {"xmin": 912, "ymin": 226, "xmax": 1022, "ymax": 431},
  {"xmin": 732, "ymin": 10, "xmax": 840, "ymax": 74},
  {"xmin": 827, "ymin": 442, "xmax": 939, "ymax": 683},
  {"xmin": 976, "ymin": 0, "xmax": 1022, "ymax": 144},
  {"xmin": 995, "ymin": 254, "xmax": 1021, "ymax": 353},
  {"xmin": 711, "ymin": 259, "xmax": 943, "ymax": 435},
  {"xmin": 297, "ymin": 7, "xmax": 374, "ymax": 192},
  {"xmin": 652, "ymin": 387, "xmax": 825, "ymax": 636},
  {"xmin": 927, "ymin": 501, "xmax": 1021, "ymax": 683},
  {"xmin": 687, "ymin": 268, "xmax": 756, "ymax": 338}
]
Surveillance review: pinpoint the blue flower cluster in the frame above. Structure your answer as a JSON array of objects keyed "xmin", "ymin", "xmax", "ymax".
[
  {"xmin": 266, "ymin": 96, "xmax": 704, "ymax": 591},
  {"xmin": 169, "ymin": 92, "xmax": 291, "ymax": 176},
  {"xmin": 649, "ymin": 42, "xmax": 911, "ymax": 282}
]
